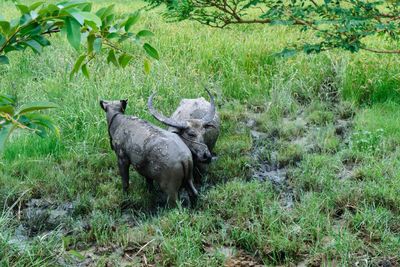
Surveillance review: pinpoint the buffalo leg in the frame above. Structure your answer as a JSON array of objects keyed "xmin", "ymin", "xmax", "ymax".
[
  {"xmin": 160, "ymin": 180, "xmax": 179, "ymax": 208},
  {"xmin": 118, "ymin": 158, "xmax": 130, "ymax": 192},
  {"xmin": 146, "ymin": 177, "xmax": 154, "ymax": 192},
  {"xmin": 193, "ymin": 167, "xmax": 203, "ymax": 184},
  {"xmin": 185, "ymin": 182, "xmax": 198, "ymax": 207},
  {"xmin": 166, "ymin": 191, "xmax": 178, "ymax": 208}
]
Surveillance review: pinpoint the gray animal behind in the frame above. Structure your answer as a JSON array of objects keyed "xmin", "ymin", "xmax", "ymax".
[
  {"xmin": 148, "ymin": 88, "xmax": 220, "ymax": 181},
  {"xmin": 100, "ymin": 99, "xmax": 198, "ymax": 206}
]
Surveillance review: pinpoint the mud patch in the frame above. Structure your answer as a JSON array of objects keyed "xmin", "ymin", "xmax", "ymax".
[
  {"xmin": 203, "ymin": 242, "xmax": 264, "ymax": 267},
  {"xmin": 225, "ymin": 250, "xmax": 264, "ymax": 267},
  {"xmin": 249, "ymin": 112, "xmax": 316, "ymax": 208},
  {"xmin": 62, "ymin": 239, "xmax": 160, "ymax": 267},
  {"xmin": 250, "ymin": 128, "xmax": 295, "ymax": 209},
  {"xmin": 17, "ymin": 198, "xmax": 74, "ymax": 237},
  {"xmin": 247, "ymin": 95, "xmax": 355, "ymax": 208},
  {"xmin": 335, "ymin": 119, "xmax": 353, "ymax": 139},
  {"xmin": 6, "ymin": 198, "xmax": 75, "ymax": 253}
]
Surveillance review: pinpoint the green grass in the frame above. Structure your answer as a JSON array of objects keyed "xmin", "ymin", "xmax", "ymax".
[{"xmin": 1, "ymin": 0, "xmax": 400, "ymax": 266}]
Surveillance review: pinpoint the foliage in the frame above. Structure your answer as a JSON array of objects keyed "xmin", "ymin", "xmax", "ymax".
[
  {"xmin": 0, "ymin": 0, "xmax": 159, "ymax": 74},
  {"xmin": 0, "ymin": 0, "xmax": 159, "ymax": 153},
  {"xmin": 147, "ymin": 0, "xmax": 400, "ymax": 55},
  {"xmin": 0, "ymin": 94, "xmax": 58, "ymax": 153}
]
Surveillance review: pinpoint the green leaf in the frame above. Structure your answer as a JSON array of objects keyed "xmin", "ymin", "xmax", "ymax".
[
  {"xmin": 84, "ymin": 20, "xmax": 98, "ymax": 31},
  {"xmin": 275, "ymin": 48, "xmax": 297, "ymax": 58},
  {"xmin": 303, "ymin": 44, "xmax": 322, "ymax": 54},
  {"xmin": 81, "ymin": 3, "xmax": 92, "ymax": 12},
  {"xmin": 65, "ymin": 17, "xmax": 81, "ymax": 51},
  {"xmin": 58, "ymin": 1, "xmax": 90, "ymax": 10},
  {"xmin": 144, "ymin": 57, "xmax": 151, "ymax": 74},
  {"xmin": 103, "ymin": 14, "xmax": 115, "ymax": 28},
  {"xmin": 38, "ymin": 4, "xmax": 60, "ymax": 16},
  {"xmin": 16, "ymin": 101, "xmax": 58, "ymax": 115},
  {"xmin": 24, "ymin": 39, "xmax": 43, "ymax": 54},
  {"xmin": 23, "ymin": 113, "xmax": 60, "ymax": 137},
  {"xmin": 0, "ymin": 124, "xmax": 14, "ymax": 154},
  {"xmin": 80, "ymin": 12, "xmax": 102, "ymax": 27},
  {"xmin": 118, "ymin": 32, "xmax": 133, "ymax": 43},
  {"xmin": 67, "ymin": 9, "xmax": 84, "ymax": 25},
  {"xmin": 16, "ymin": 4, "xmax": 30, "ymax": 14},
  {"xmin": 106, "ymin": 32, "xmax": 119, "ymax": 39},
  {"xmin": 68, "ymin": 11, "xmax": 102, "ymax": 28},
  {"xmin": 81, "ymin": 64, "xmax": 89, "ymax": 78},
  {"xmin": 124, "ymin": 12, "xmax": 140, "ymax": 32},
  {"xmin": 19, "ymin": 14, "xmax": 32, "ymax": 26},
  {"xmin": 0, "ymin": 20, "xmax": 10, "ymax": 34},
  {"xmin": 93, "ymin": 38, "xmax": 102, "ymax": 53},
  {"xmin": 143, "ymin": 43, "xmax": 159, "ymax": 60},
  {"xmin": 29, "ymin": 2, "xmax": 44, "ymax": 11},
  {"xmin": 0, "ymin": 105, "xmax": 14, "ymax": 115},
  {"xmin": 0, "ymin": 55, "xmax": 9, "ymax": 65},
  {"xmin": 20, "ymin": 24, "xmax": 42, "ymax": 36},
  {"xmin": 0, "ymin": 34, "xmax": 5, "ymax": 47},
  {"xmin": 96, "ymin": 5, "xmax": 114, "ymax": 20},
  {"xmin": 87, "ymin": 34, "xmax": 95, "ymax": 53},
  {"xmin": 136, "ymin": 30, "xmax": 154, "ymax": 38},
  {"xmin": 0, "ymin": 94, "xmax": 16, "ymax": 106},
  {"xmin": 70, "ymin": 54, "xmax": 86, "ymax": 79},
  {"xmin": 33, "ymin": 35, "xmax": 51, "ymax": 46},
  {"xmin": 118, "ymin": 53, "xmax": 133, "ymax": 68},
  {"xmin": 107, "ymin": 50, "xmax": 118, "ymax": 67}
]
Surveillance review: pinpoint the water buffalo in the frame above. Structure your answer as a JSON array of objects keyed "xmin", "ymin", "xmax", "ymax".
[
  {"xmin": 147, "ymin": 88, "xmax": 220, "ymax": 181},
  {"xmin": 100, "ymin": 99, "xmax": 198, "ymax": 206}
]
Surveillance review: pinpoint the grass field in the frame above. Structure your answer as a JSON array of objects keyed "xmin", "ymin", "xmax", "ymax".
[{"xmin": 1, "ymin": 0, "xmax": 400, "ymax": 266}]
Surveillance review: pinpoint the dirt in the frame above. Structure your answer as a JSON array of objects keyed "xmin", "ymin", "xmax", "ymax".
[
  {"xmin": 225, "ymin": 251, "xmax": 265, "ymax": 267},
  {"xmin": 203, "ymin": 242, "xmax": 264, "ymax": 267},
  {"xmin": 6, "ymin": 198, "xmax": 75, "ymax": 252},
  {"xmin": 60, "ymin": 239, "xmax": 160, "ymax": 267},
  {"xmin": 249, "ymin": 114, "xmax": 308, "ymax": 209},
  {"xmin": 2, "ymin": 198, "xmax": 75, "ymax": 261},
  {"xmin": 18, "ymin": 198, "xmax": 73, "ymax": 236}
]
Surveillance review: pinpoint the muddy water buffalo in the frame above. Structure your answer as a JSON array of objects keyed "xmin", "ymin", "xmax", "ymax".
[
  {"xmin": 100, "ymin": 99, "xmax": 198, "ymax": 206},
  {"xmin": 147, "ymin": 88, "xmax": 220, "ymax": 181}
]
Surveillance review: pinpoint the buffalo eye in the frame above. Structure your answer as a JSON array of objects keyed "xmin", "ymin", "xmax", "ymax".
[
  {"xmin": 187, "ymin": 131, "xmax": 197, "ymax": 138},
  {"xmin": 204, "ymin": 123, "xmax": 216, "ymax": 129}
]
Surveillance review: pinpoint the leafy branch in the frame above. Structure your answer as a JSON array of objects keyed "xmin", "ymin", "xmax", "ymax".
[
  {"xmin": 147, "ymin": 0, "xmax": 400, "ymax": 55},
  {"xmin": 0, "ymin": 95, "xmax": 58, "ymax": 154},
  {"xmin": 0, "ymin": 0, "xmax": 159, "ymax": 75}
]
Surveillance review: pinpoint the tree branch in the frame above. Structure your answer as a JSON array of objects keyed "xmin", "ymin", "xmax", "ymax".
[{"xmin": 362, "ymin": 47, "xmax": 400, "ymax": 54}]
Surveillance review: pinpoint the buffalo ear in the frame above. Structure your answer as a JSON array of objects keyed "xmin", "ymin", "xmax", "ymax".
[
  {"xmin": 120, "ymin": 99, "xmax": 128, "ymax": 112},
  {"xmin": 100, "ymin": 100, "xmax": 107, "ymax": 111}
]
